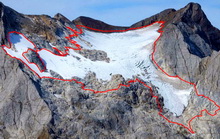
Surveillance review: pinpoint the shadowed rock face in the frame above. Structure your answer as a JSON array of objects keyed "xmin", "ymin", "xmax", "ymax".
[
  {"xmin": 0, "ymin": 1, "xmax": 220, "ymax": 138},
  {"xmin": 23, "ymin": 49, "xmax": 46, "ymax": 71}
]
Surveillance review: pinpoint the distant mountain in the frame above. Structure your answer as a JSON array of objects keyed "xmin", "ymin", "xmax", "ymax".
[
  {"xmin": 73, "ymin": 16, "xmax": 129, "ymax": 31},
  {"xmin": 0, "ymin": 2, "xmax": 220, "ymax": 138}
]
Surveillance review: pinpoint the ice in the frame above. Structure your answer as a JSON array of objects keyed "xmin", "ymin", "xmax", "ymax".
[
  {"xmin": 9, "ymin": 33, "xmax": 35, "ymax": 50},
  {"xmin": 3, "ymin": 33, "xmax": 50, "ymax": 77},
  {"xmin": 2, "ymin": 23, "xmax": 192, "ymax": 116}
]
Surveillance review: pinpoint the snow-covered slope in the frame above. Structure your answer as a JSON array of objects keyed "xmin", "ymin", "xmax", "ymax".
[
  {"xmin": 3, "ymin": 33, "xmax": 51, "ymax": 77},
  {"xmin": 2, "ymin": 22, "xmax": 192, "ymax": 116}
]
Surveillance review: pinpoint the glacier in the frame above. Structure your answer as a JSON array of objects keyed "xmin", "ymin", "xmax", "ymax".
[{"xmin": 2, "ymin": 22, "xmax": 192, "ymax": 116}]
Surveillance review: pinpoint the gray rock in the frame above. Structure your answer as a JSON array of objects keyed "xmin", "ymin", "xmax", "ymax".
[
  {"xmin": 23, "ymin": 49, "xmax": 46, "ymax": 72},
  {"xmin": 0, "ymin": 48, "xmax": 51, "ymax": 138}
]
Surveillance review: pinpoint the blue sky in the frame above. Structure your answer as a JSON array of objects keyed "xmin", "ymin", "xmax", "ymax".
[{"xmin": 1, "ymin": 0, "xmax": 220, "ymax": 28}]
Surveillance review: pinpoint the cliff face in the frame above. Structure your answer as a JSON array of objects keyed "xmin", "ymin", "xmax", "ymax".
[
  {"xmin": 0, "ymin": 2, "xmax": 220, "ymax": 138},
  {"xmin": 0, "ymin": 3, "xmax": 51, "ymax": 138}
]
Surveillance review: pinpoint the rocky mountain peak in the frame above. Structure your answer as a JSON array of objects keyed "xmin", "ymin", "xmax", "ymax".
[
  {"xmin": 54, "ymin": 13, "xmax": 71, "ymax": 23},
  {"xmin": 176, "ymin": 2, "xmax": 211, "ymax": 27},
  {"xmin": 178, "ymin": 3, "xmax": 220, "ymax": 51},
  {"xmin": 184, "ymin": 2, "xmax": 201, "ymax": 11},
  {"xmin": 131, "ymin": 3, "xmax": 210, "ymax": 27}
]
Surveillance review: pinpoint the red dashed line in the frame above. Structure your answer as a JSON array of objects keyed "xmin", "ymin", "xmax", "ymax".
[{"xmin": 1, "ymin": 21, "xmax": 220, "ymax": 134}]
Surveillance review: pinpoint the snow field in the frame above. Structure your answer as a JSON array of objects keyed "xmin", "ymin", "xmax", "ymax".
[{"xmin": 3, "ymin": 23, "xmax": 192, "ymax": 115}]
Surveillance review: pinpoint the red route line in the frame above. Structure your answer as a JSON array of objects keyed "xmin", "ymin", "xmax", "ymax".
[{"xmin": 1, "ymin": 21, "xmax": 220, "ymax": 134}]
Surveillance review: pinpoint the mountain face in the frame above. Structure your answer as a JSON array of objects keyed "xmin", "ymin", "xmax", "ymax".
[{"xmin": 0, "ymin": 2, "xmax": 220, "ymax": 139}]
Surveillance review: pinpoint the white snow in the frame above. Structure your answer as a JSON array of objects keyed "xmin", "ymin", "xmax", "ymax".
[
  {"xmin": 3, "ymin": 33, "xmax": 50, "ymax": 77},
  {"xmin": 3, "ymin": 23, "xmax": 192, "ymax": 116}
]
